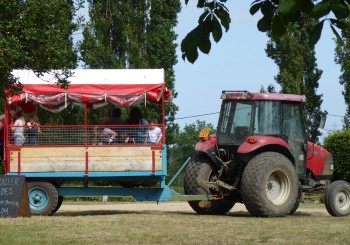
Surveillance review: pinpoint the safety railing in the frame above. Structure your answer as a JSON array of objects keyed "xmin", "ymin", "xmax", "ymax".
[{"xmin": 8, "ymin": 124, "xmax": 162, "ymax": 146}]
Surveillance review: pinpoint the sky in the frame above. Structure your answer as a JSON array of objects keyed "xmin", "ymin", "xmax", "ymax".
[{"xmin": 173, "ymin": 1, "xmax": 346, "ymax": 142}]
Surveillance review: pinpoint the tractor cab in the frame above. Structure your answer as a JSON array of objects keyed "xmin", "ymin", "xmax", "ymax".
[
  {"xmin": 216, "ymin": 91, "xmax": 307, "ymax": 177},
  {"xmin": 217, "ymin": 90, "xmax": 306, "ymax": 146}
]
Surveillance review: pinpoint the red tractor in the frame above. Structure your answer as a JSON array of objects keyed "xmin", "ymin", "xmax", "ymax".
[{"xmin": 184, "ymin": 91, "xmax": 350, "ymax": 217}]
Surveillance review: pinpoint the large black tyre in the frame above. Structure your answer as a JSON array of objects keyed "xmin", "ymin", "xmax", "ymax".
[
  {"xmin": 289, "ymin": 188, "xmax": 302, "ymax": 215},
  {"xmin": 241, "ymin": 152, "xmax": 299, "ymax": 217},
  {"xmin": 325, "ymin": 180, "xmax": 350, "ymax": 217},
  {"xmin": 27, "ymin": 181, "xmax": 59, "ymax": 215},
  {"xmin": 184, "ymin": 155, "xmax": 236, "ymax": 215}
]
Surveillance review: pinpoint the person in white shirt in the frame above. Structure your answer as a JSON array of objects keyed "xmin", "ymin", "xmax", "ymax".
[
  {"xmin": 145, "ymin": 118, "xmax": 162, "ymax": 144},
  {"xmin": 11, "ymin": 110, "xmax": 26, "ymax": 146}
]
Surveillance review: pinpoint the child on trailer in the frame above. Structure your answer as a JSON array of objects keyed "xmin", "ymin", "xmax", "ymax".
[{"xmin": 144, "ymin": 118, "xmax": 162, "ymax": 144}]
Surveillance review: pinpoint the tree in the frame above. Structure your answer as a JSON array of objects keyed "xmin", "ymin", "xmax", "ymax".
[
  {"xmin": 265, "ymin": 18, "xmax": 326, "ymax": 143},
  {"xmin": 167, "ymin": 120, "xmax": 215, "ymax": 188},
  {"xmin": 80, "ymin": 0, "xmax": 181, "ymax": 144},
  {"xmin": 181, "ymin": 0, "xmax": 350, "ymax": 63},
  {"xmin": 335, "ymin": 18, "xmax": 350, "ymax": 129},
  {"xmin": 0, "ymin": 0, "xmax": 81, "ymax": 96}
]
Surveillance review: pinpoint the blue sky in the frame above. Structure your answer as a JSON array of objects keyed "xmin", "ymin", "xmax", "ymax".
[{"xmin": 173, "ymin": 1, "xmax": 346, "ymax": 141}]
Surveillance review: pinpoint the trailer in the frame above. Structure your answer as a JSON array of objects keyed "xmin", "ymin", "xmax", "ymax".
[{"xmin": 4, "ymin": 69, "xmax": 205, "ymax": 215}]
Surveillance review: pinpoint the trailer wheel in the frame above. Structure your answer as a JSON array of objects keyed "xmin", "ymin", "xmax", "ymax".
[
  {"xmin": 325, "ymin": 180, "xmax": 350, "ymax": 217},
  {"xmin": 27, "ymin": 181, "xmax": 59, "ymax": 215},
  {"xmin": 184, "ymin": 155, "xmax": 236, "ymax": 215},
  {"xmin": 51, "ymin": 196, "xmax": 63, "ymax": 214},
  {"xmin": 241, "ymin": 152, "xmax": 298, "ymax": 217}
]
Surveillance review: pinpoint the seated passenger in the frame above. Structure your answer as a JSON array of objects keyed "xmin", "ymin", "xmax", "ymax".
[
  {"xmin": 93, "ymin": 117, "xmax": 114, "ymax": 145},
  {"xmin": 106, "ymin": 108, "xmax": 125, "ymax": 125},
  {"xmin": 106, "ymin": 108, "xmax": 128, "ymax": 143},
  {"xmin": 126, "ymin": 107, "xmax": 148, "ymax": 143},
  {"xmin": 144, "ymin": 118, "xmax": 162, "ymax": 144},
  {"xmin": 101, "ymin": 127, "xmax": 117, "ymax": 144},
  {"xmin": 27, "ymin": 112, "xmax": 41, "ymax": 145}
]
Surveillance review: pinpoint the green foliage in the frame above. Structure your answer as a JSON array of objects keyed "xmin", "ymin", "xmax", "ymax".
[
  {"xmin": 167, "ymin": 120, "xmax": 215, "ymax": 186},
  {"xmin": 0, "ymin": 0, "xmax": 80, "ymax": 96},
  {"xmin": 182, "ymin": 0, "xmax": 350, "ymax": 63},
  {"xmin": 323, "ymin": 129, "xmax": 350, "ymax": 182},
  {"xmin": 265, "ymin": 18, "xmax": 325, "ymax": 143},
  {"xmin": 335, "ymin": 18, "xmax": 350, "ymax": 129},
  {"xmin": 181, "ymin": 0, "xmax": 230, "ymax": 63}
]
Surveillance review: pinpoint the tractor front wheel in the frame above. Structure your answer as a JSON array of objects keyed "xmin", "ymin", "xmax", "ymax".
[
  {"xmin": 241, "ymin": 152, "xmax": 298, "ymax": 217},
  {"xmin": 325, "ymin": 180, "xmax": 350, "ymax": 217},
  {"xmin": 184, "ymin": 155, "xmax": 236, "ymax": 215}
]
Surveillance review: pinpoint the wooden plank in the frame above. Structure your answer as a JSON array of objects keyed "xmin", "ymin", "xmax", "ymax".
[{"xmin": 9, "ymin": 146, "xmax": 163, "ymax": 173}]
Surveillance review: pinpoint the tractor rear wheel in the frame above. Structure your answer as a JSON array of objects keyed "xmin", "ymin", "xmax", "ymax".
[
  {"xmin": 289, "ymin": 188, "xmax": 302, "ymax": 215},
  {"xmin": 241, "ymin": 152, "xmax": 298, "ymax": 217},
  {"xmin": 27, "ymin": 181, "xmax": 59, "ymax": 215},
  {"xmin": 184, "ymin": 155, "xmax": 236, "ymax": 215},
  {"xmin": 325, "ymin": 180, "xmax": 350, "ymax": 217}
]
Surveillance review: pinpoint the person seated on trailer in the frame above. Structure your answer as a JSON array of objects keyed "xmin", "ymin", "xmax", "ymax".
[
  {"xmin": 126, "ymin": 107, "xmax": 148, "ymax": 143},
  {"xmin": 101, "ymin": 127, "xmax": 117, "ymax": 145},
  {"xmin": 106, "ymin": 107, "xmax": 128, "ymax": 143},
  {"xmin": 26, "ymin": 112, "xmax": 41, "ymax": 145},
  {"xmin": 11, "ymin": 110, "xmax": 26, "ymax": 146},
  {"xmin": 99, "ymin": 116, "xmax": 117, "ymax": 145},
  {"xmin": 144, "ymin": 118, "xmax": 162, "ymax": 144},
  {"xmin": 106, "ymin": 108, "xmax": 125, "ymax": 125},
  {"xmin": 94, "ymin": 117, "xmax": 117, "ymax": 145}
]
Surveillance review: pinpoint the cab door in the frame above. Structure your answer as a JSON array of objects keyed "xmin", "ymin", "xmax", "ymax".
[{"xmin": 282, "ymin": 103, "xmax": 307, "ymax": 178}]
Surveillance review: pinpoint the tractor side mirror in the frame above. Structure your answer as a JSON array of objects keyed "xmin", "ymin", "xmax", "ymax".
[{"xmin": 319, "ymin": 115, "xmax": 327, "ymax": 129}]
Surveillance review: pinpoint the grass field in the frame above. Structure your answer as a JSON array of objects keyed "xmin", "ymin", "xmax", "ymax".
[{"xmin": 0, "ymin": 202, "xmax": 349, "ymax": 245}]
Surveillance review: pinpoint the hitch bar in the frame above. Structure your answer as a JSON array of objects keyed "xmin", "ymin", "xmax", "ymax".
[{"xmin": 197, "ymin": 178, "xmax": 236, "ymax": 191}]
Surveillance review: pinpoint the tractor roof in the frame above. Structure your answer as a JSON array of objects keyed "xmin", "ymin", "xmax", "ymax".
[{"xmin": 221, "ymin": 90, "xmax": 306, "ymax": 103}]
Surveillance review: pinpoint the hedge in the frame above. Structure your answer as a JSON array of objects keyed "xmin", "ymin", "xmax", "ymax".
[{"xmin": 323, "ymin": 129, "xmax": 350, "ymax": 182}]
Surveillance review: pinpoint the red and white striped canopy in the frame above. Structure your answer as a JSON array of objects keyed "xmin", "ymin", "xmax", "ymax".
[{"xmin": 8, "ymin": 69, "xmax": 171, "ymax": 112}]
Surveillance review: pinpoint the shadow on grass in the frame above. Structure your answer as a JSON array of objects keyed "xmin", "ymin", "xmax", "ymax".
[
  {"xmin": 55, "ymin": 209, "xmax": 315, "ymax": 218},
  {"xmin": 55, "ymin": 209, "xmax": 201, "ymax": 217},
  {"xmin": 53, "ymin": 210, "xmax": 322, "ymax": 218}
]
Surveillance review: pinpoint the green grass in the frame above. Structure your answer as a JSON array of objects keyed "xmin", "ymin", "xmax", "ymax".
[{"xmin": 0, "ymin": 202, "xmax": 349, "ymax": 245}]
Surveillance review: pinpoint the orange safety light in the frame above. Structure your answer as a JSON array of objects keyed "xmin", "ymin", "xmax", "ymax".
[
  {"xmin": 199, "ymin": 128, "xmax": 211, "ymax": 142},
  {"xmin": 200, "ymin": 136, "xmax": 208, "ymax": 142},
  {"xmin": 247, "ymin": 137, "xmax": 257, "ymax": 144}
]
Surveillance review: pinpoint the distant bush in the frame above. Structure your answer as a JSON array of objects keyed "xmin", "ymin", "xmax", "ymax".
[{"xmin": 323, "ymin": 129, "xmax": 350, "ymax": 182}]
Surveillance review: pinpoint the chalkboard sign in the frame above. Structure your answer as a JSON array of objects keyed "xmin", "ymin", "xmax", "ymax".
[{"xmin": 0, "ymin": 175, "xmax": 31, "ymax": 218}]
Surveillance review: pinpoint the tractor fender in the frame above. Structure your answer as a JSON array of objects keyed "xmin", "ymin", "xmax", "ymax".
[
  {"xmin": 237, "ymin": 136, "xmax": 294, "ymax": 163},
  {"xmin": 306, "ymin": 142, "xmax": 333, "ymax": 180},
  {"xmin": 195, "ymin": 134, "xmax": 217, "ymax": 152},
  {"xmin": 194, "ymin": 134, "xmax": 217, "ymax": 164}
]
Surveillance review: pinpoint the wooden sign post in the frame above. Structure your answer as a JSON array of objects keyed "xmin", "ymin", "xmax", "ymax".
[{"xmin": 0, "ymin": 175, "xmax": 31, "ymax": 218}]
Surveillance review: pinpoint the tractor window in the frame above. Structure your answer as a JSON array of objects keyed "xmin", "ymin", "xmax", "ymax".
[
  {"xmin": 233, "ymin": 102, "xmax": 252, "ymax": 128},
  {"xmin": 217, "ymin": 101, "xmax": 252, "ymax": 145},
  {"xmin": 282, "ymin": 103, "xmax": 304, "ymax": 142},
  {"xmin": 253, "ymin": 101, "xmax": 280, "ymax": 135}
]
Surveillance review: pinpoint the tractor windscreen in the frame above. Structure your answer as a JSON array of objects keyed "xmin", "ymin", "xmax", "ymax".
[{"xmin": 217, "ymin": 100, "xmax": 281, "ymax": 145}]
